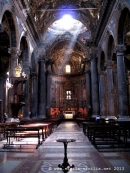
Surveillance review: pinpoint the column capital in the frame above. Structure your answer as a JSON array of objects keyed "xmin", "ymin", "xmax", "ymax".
[
  {"xmin": 39, "ymin": 59, "xmax": 46, "ymax": 63},
  {"xmin": 90, "ymin": 55, "xmax": 98, "ymax": 61},
  {"xmin": 99, "ymin": 71, "xmax": 106, "ymax": 76},
  {"xmin": 23, "ymin": 62, "xmax": 30, "ymax": 68},
  {"xmin": 105, "ymin": 60, "xmax": 114, "ymax": 69},
  {"xmin": 37, "ymin": 46, "xmax": 46, "ymax": 58},
  {"xmin": 8, "ymin": 47, "xmax": 21, "ymax": 57},
  {"xmin": 90, "ymin": 47, "xmax": 98, "ymax": 56},
  {"xmin": 114, "ymin": 45, "xmax": 126, "ymax": 54},
  {"xmin": 31, "ymin": 72, "xmax": 37, "ymax": 78},
  {"xmin": 89, "ymin": 47, "xmax": 98, "ymax": 61},
  {"xmin": 112, "ymin": 62, "xmax": 117, "ymax": 71},
  {"xmin": 84, "ymin": 59, "xmax": 91, "ymax": 73}
]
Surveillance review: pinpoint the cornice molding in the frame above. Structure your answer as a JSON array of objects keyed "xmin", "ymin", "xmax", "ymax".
[{"xmin": 94, "ymin": 0, "xmax": 116, "ymax": 45}]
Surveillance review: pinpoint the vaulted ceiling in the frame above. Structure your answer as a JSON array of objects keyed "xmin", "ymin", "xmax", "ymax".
[
  {"xmin": 29, "ymin": 0, "xmax": 103, "ymax": 36},
  {"xmin": 24, "ymin": 0, "xmax": 103, "ymax": 75}
]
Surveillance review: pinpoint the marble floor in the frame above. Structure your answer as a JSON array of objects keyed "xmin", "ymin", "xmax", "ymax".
[{"xmin": 0, "ymin": 121, "xmax": 130, "ymax": 173}]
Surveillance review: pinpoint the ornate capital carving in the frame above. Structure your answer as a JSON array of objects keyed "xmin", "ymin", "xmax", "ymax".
[
  {"xmin": 105, "ymin": 60, "xmax": 114, "ymax": 68},
  {"xmin": 39, "ymin": 59, "xmax": 46, "ymax": 64},
  {"xmin": 99, "ymin": 71, "xmax": 106, "ymax": 76},
  {"xmin": 37, "ymin": 47, "xmax": 46, "ymax": 59},
  {"xmin": 115, "ymin": 45, "xmax": 126, "ymax": 53},
  {"xmin": 89, "ymin": 47, "xmax": 98, "ymax": 60},
  {"xmin": 31, "ymin": 72, "xmax": 37, "ymax": 78},
  {"xmin": 8, "ymin": 47, "xmax": 21, "ymax": 57},
  {"xmin": 112, "ymin": 62, "xmax": 117, "ymax": 71},
  {"xmin": 86, "ymin": 40, "xmax": 94, "ymax": 48},
  {"xmin": 90, "ymin": 47, "xmax": 98, "ymax": 55},
  {"xmin": 84, "ymin": 59, "xmax": 90, "ymax": 72}
]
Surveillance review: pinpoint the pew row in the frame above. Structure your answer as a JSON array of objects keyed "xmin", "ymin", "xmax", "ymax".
[
  {"xmin": 4, "ymin": 126, "xmax": 43, "ymax": 149},
  {"xmin": 83, "ymin": 121, "xmax": 130, "ymax": 150}
]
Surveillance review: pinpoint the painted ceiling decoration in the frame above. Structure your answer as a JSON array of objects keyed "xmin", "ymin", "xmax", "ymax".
[
  {"xmin": 24, "ymin": 0, "xmax": 103, "ymax": 75},
  {"xmin": 51, "ymin": 40, "xmax": 86, "ymax": 75},
  {"xmin": 27, "ymin": 0, "xmax": 103, "ymax": 37}
]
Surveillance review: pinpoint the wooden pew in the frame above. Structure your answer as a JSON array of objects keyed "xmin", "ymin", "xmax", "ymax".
[
  {"xmin": 4, "ymin": 126, "xmax": 43, "ymax": 149},
  {"xmin": 0, "ymin": 122, "xmax": 20, "ymax": 140},
  {"xmin": 0, "ymin": 123, "xmax": 5, "ymax": 140},
  {"xmin": 83, "ymin": 121, "xmax": 124, "ymax": 149},
  {"xmin": 20, "ymin": 124, "xmax": 47, "ymax": 140},
  {"xmin": 91, "ymin": 125, "xmax": 121, "ymax": 146},
  {"xmin": 20, "ymin": 118, "xmax": 61, "ymax": 134},
  {"xmin": 115, "ymin": 121, "xmax": 130, "ymax": 147}
]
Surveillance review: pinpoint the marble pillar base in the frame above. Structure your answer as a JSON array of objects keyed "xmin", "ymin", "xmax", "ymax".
[
  {"xmin": 117, "ymin": 116, "xmax": 130, "ymax": 121},
  {"xmin": 100, "ymin": 115, "xmax": 107, "ymax": 119},
  {"xmin": 31, "ymin": 117, "xmax": 38, "ymax": 120},
  {"xmin": 105, "ymin": 116, "xmax": 117, "ymax": 120},
  {"xmin": 92, "ymin": 114, "xmax": 99, "ymax": 118},
  {"xmin": 22, "ymin": 117, "xmax": 31, "ymax": 120},
  {"xmin": 38, "ymin": 115, "xmax": 46, "ymax": 119}
]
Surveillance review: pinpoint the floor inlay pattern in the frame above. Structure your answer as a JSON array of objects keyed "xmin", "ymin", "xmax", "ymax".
[{"xmin": 0, "ymin": 121, "xmax": 130, "ymax": 173}]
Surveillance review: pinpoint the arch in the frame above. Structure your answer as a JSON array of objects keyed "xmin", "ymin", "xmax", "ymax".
[
  {"xmin": 0, "ymin": 21, "xmax": 10, "ymax": 116},
  {"xmin": 46, "ymin": 37, "xmax": 88, "ymax": 75},
  {"xmin": 19, "ymin": 36, "xmax": 29, "ymax": 63},
  {"xmin": 0, "ymin": 31, "xmax": 10, "ymax": 74},
  {"xmin": 118, "ymin": 8, "xmax": 130, "ymax": 45},
  {"xmin": 31, "ymin": 52, "xmax": 36, "ymax": 72},
  {"xmin": 107, "ymin": 35, "xmax": 115, "ymax": 60},
  {"xmin": 47, "ymin": 37, "xmax": 88, "ymax": 60},
  {"xmin": 100, "ymin": 51, "xmax": 105, "ymax": 72},
  {"xmin": 2, "ymin": 10, "xmax": 17, "ymax": 47}
]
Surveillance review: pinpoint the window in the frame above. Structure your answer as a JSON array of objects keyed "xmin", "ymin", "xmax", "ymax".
[
  {"xmin": 66, "ymin": 90, "xmax": 71, "ymax": 100},
  {"xmin": 66, "ymin": 65, "xmax": 71, "ymax": 73}
]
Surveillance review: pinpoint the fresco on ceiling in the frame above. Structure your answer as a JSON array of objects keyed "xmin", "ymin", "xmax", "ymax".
[
  {"xmin": 51, "ymin": 41, "xmax": 85, "ymax": 75},
  {"xmin": 78, "ymin": 31, "xmax": 91, "ymax": 44}
]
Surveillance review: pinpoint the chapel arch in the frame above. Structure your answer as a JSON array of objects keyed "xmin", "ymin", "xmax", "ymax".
[
  {"xmin": 118, "ymin": 8, "xmax": 130, "ymax": 45},
  {"xmin": 19, "ymin": 36, "xmax": 29, "ymax": 64},
  {"xmin": 2, "ymin": 10, "xmax": 17, "ymax": 47},
  {"xmin": 100, "ymin": 51, "xmax": 105, "ymax": 72},
  {"xmin": 121, "ymin": 8, "xmax": 130, "ymax": 114},
  {"xmin": 107, "ymin": 35, "xmax": 115, "ymax": 60}
]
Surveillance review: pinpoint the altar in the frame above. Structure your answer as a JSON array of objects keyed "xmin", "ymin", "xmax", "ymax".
[{"xmin": 63, "ymin": 111, "xmax": 75, "ymax": 119}]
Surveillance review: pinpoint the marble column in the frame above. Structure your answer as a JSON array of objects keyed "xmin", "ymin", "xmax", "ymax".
[
  {"xmin": 8, "ymin": 47, "xmax": 21, "ymax": 77},
  {"xmin": 38, "ymin": 59, "xmax": 46, "ymax": 118},
  {"xmin": 116, "ymin": 45, "xmax": 129, "ymax": 119},
  {"xmin": 31, "ymin": 72, "xmax": 37, "ymax": 119},
  {"xmin": 8, "ymin": 47, "xmax": 21, "ymax": 117},
  {"xmin": 99, "ymin": 71, "xmax": 107, "ymax": 118},
  {"xmin": 127, "ymin": 72, "xmax": 130, "ymax": 113},
  {"xmin": 46, "ymin": 63, "xmax": 52, "ymax": 117},
  {"xmin": 105, "ymin": 60, "xmax": 115, "ymax": 119},
  {"xmin": 84, "ymin": 60, "xmax": 91, "ymax": 117},
  {"xmin": 22, "ymin": 63, "xmax": 30, "ymax": 119},
  {"xmin": 0, "ymin": 74, "xmax": 7, "ymax": 116},
  {"xmin": 90, "ymin": 56, "xmax": 100, "ymax": 117},
  {"xmin": 79, "ymin": 80, "xmax": 82, "ymax": 110}
]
